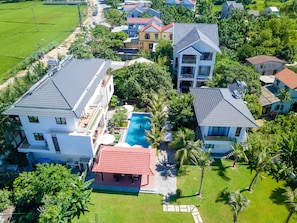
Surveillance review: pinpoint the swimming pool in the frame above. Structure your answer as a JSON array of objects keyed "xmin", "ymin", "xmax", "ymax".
[{"xmin": 124, "ymin": 113, "xmax": 151, "ymax": 148}]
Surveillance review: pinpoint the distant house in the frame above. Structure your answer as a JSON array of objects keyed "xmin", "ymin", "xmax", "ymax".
[
  {"xmin": 260, "ymin": 68, "xmax": 297, "ymax": 116},
  {"xmin": 264, "ymin": 6, "xmax": 279, "ymax": 17},
  {"xmin": 123, "ymin": 4, "xmax": 161, "ymax": 18},
  {"xmin": 173, "ymin": 23, "xmax": 221, "ymax": 92},
  {"xmin": 138, "ymin": 22, "xmax": 173, "ymax": 52},
  {"xmin": 190, "ymin": 88, "xmax": 258, "ymax": 156},
  {"xmin": 246, "ymin": 55, "xmax": 286, "ymax": 75},
  {"xmin": 165, "ymin": 0, "xmax": 196, "ymax": 11},
  {"xmin": 127, "ymin": 16, "xmax": 163, "ymax": 37},
  {"xmin": 221, "ymin": 1, "xmax": 244, "ymax": 19},
  {"xmin": 3, "ymin": 58, "xmax": 114, "ymax": 169}
]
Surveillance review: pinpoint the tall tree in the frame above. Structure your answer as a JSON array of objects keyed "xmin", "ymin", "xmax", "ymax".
[
  {"xmin": 247, "ymin": 145, "xmax": 276, "ymax": 191},
  {"xmin": 228, "ymin": 190, "xmax": 250, "ymax": 223},
  {"xmin": 283, "ymin": 186, "xmax": 297, "ymax": 223},
  {"xmin": 12, "ymin": 164, "xmax": 93, "ymax": 223},
  {"xmin": 145, "ymin": 123, "xmax": 165, "ymax": 149},
  {"xmin": 192, "ymin": 150, "xmax": 213, "ymax": 196},
  {"xmin": 231, "ymin": 143, "xmax": 248, "ymax": 168}
]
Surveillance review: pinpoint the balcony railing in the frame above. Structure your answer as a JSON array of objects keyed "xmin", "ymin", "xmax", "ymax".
[
  {"xmin": 182, "ymin": 59, "xmax": 196, "ymax": 64},
  {"xmin": 18, "ymin": 139, "xmax": 49, "ymax": 152},
  {"xmin": 205, "ymin": 136, "xmax": 232, "ymax": 141},
  {"xmin": 180, "ymin": 73, "xmax": 194, "ymax": 78}
]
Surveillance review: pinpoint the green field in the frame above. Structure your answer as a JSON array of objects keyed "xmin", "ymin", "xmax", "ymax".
[{"xmin": 0, "ymin": 1, "xmax": 85, "ymax": 83}]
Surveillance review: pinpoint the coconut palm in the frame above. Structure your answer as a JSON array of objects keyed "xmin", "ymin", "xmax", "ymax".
[
  {"xmin": 147, "ymin": 94, "xmax": 168, "ymax": 130},
  {"xmin": 145, "ymin": 123, "xmax": 165, "ymax": 149},
  {"xmin": 228, "ymin": 190, "xmax": 250, "ymax": 223},
  {"xmin": 283, "ymin": 186, "xmax": 297, "ymax": 223},
  {"xmin": 175, "ymin": 140, "xmax": 202, "ymax": 167},
  {"xmin": 191, "ymin": 149, "xmax": 213, "ymax": 196},
  {"xmin": 276, "ymin": 89, "xmax": 291, "ymax": 116},
  {"xmin": 248, "ymin": 145, "xmax": 277, "ymax": 191},
  {"xmin": 279, "ymin": 133, "xmax": 297, "ymax": 178},
  {"xmin": 231, "ymin": 143, "xmax": 248, "ymax": 168},
  {"xmin": 169, "ymin": 128, "xmax": 195, "ymax": 150}
]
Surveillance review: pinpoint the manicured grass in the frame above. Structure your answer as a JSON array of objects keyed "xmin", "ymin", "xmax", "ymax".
[
  {"xmin": 174, "ymin": 159, "xmax": 296, "ymax": 223},
  {"xmin": 0, "ymin": 1, "xmax": 86, "ymax": 82},
  {"xmin": 73, "ymin": 191, "xmax": 193, "ymax": 223}
]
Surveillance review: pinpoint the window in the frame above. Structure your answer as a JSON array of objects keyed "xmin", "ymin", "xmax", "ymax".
[
  {"xmin": 55, "ymin": 117, "xmax": 66, "ymax": 125},
  {"xmin": 109, "ymin": 85, "xmax": 112, "ymax": 93},
  {"xmin": 205, "ymin": 144, "xmax": 215, "ymax": 149},
  {"xmin": 154, "ymin": 34, "xmax": 158, "ymax": 40},
  {"xmin": 149, "ymin": 43, "xmax": 153, "ymax": 49},
  {"xmin": 275, "ymin": 104, "xmax": 284, "ymax": 111},
  {"xmin": 198, "ymin": 66, "xmax": 211, "ymax": 77},
  {"xmin": 181, "ymin": 66, "xmax": 194, "ymax": 78},
  {"xmin": 182, "ymin": 55, "xmax": 196, "ymax": 64},
  {"xmin": 235, "ymin": 127, "xmax": 242, "ymax": 137},
  {"xmin": 208, "ymin": 127, "xmax": 230, "ymax": 136},
  {"xmin": 34, "ymin": 133, "xmax": 44, "ymax": 141},
  {"xmin": 145, "ymin": 34, "xmax": 150, "ymax": 39},
  {"xmin": 169, "ymin": 34, "xmax": 173, "ymax": 40},
  {"xmin": 275, "ymin": 79, "xmax": 280, "ymax": 86},
  {"xmin": 28, "ymin": 116, "xmax": 39, "ymax": 123},
  {"xmin": 201, "ymin": 52, "xmax": 213, "ymax": 60}
]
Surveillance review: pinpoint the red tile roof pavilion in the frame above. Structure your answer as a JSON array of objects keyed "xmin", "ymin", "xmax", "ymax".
[{"xmin": 92, "ymin": 146, "xmax": 156, "ymax": 176}]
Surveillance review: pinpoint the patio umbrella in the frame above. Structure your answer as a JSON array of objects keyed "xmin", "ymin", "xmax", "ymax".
[
  {"xmin": 101, "ymin": 134, "xmax": 116, "ymax": 145},
  {"xmin": 114, "ymin": 142, "xmax": 131, "ymax": 147},
  {"xmin": 131, "ymin": 144, "xmax": 143, "ymax": 148},
  {"xmin": 123, "ymin": 104, "xmax": 134, "ymax": 113}
]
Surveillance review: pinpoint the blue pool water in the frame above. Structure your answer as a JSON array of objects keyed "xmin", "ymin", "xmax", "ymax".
[{"xmin": 125, "ymin": 113, "xmax": 151, "ymax": 148}]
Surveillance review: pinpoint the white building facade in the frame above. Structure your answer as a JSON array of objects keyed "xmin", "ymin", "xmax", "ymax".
[{"xmin": 4, "ymin": 58, "xmax": 113, "ymax": 169}]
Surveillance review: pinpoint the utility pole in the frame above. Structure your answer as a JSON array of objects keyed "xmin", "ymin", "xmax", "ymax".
[
  {"xmin": 30, "ymin": 6, "xmax": 39, "ymax": 32},
  {"xmin": 77, "ymin": 4, "xmax": 82, "ymax": 29}
]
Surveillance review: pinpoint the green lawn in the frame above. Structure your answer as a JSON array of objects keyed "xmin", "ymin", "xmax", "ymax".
[
  {"xmin": 73, "ymin": 159, "xmax": 296, "ymax": 223},
  {"xmin": 0, "ymin": 1, "xmax": 86, "ymax": 83},
  {"xmin": 73, "ymin": 191, "xmax": 193, "ymax": 223},
  {"xmin": 175, "ymin": 159, "xmax": 296, "ymax": 223}
]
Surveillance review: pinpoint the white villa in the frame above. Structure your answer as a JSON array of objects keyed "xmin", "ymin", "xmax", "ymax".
[
  {"xmin": 3, "ymin": 58, "xmax": 113, "ymax": 170},
  {"xmin": 190, "ymin": 87, "xmax": 258, "ymax": 156},
  {"xmin": 173, "ymin": 23, "xmax": 221, "ymax": 92}
]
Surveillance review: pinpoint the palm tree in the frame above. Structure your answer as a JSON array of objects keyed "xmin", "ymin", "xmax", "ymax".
[
  {"xmin": 276, "ymin": 89, "xmax": 291, "ymax": 116},
  {"xmin": 169, "ymin": 128, "xmax": 195, "ymax": 150},
  {"xmin": 231, "ymin": 143, "xmax": 248, "ymax": 168},
  {"xmin": 247, "ymin": 145, "xmax": 277, "ymax": 191},
  {"xmin": 147, "ymin": 94, "xmax": 168, "ymax": 130},
  {"xmin": 145, "ymin": 123, "xmax": 165, "ymax": 149},
  {"xmin": 279, "ymin": 133, "xmax": 297, "ymax": 178},
  {"xmin": 191, "ymin": 150, "xmax": 213, "ymax": 196},
  {"xmin": 228, "ymin": 190, "xmax": 250, "ymax": 223},
  {"xmin": 175, "ymin": 140, "xmax": 202, "ymax": 167},
  {"xmin": 283, "ymin": 186, "xmax": 297, "ymax": 223}
]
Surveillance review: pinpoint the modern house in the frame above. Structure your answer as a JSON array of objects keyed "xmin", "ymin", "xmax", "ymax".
[
  {"xmin": 3, "ymin": 58, "xmax": 114, "ymax": 169},
  {"xmin": 138, "ymin": 22, "xmax": 173, "ymax": 52},
  {"xmin": 165, "ymin": 0, "xmax": 196, "ymax": 11},
  {"xmin": 173, "ymin": 23, "xmax": 221, "ymax": 92},
  {"xmin": 123, "ymin": 4, "xmax": 161, "ymax": 18},
  {"xmin": 264, "ymin": 6, "xmax": 279, "ymax": 17},
  {"xmin": 127, "ymin": 16, "xmax": 163, "ymax": 37},
  {"xmin": 221, "ymin": 1, "xmax": 244, "ymax": 19},
  {"xmin": 246, "ymin": 55, "xmax": 286, "ymax": 75},
  {"xmin": 190, "ymin": 87, "xmax": 258, "ymax": 156},
  {"xmin": 259, "ymin": 68, "xmax": 297, "ymax": 116}
]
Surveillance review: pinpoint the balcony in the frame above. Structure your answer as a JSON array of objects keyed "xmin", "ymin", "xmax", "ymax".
[
  {"xmin": 180, "ymin": 73, "xmax": 195, "ymax": 78},
  {"xmin": 205, "ymin": 136, "xmax": 232, "ymax": 141},
  {"xmin": 79, "ymin": 106, "xmax": 103, "ymax": 129},
  {"xmin": 101, "ymin": 73, "xmax": 112, "ymax": 88},
  {"xmin": 18, "ymin": 139, "xmax": 49, "ymax": 152}
]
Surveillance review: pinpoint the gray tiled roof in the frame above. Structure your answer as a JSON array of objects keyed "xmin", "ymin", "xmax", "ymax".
[
  {"xmin": 4, "ymin": 58, "xmax": 111, "ymax": 118},
  {"xmin": 173, "ymin": 23, "xmax": 221, "ymax": 53},
  {"xmin": 190, "ymin": 88, "xmax": 258, "ymax": 127}
]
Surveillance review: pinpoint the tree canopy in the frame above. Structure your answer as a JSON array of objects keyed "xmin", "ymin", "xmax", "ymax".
[
  {"xmin": 12, "ymin": 164, "xmax": 93, "ymax": 223},
  {"xmin": 113, "ymin": 62, "xmax": 173, "ymax": 104}
]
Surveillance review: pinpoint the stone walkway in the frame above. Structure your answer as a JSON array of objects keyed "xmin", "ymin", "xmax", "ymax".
[{"xmin": 162, "ymin": 203, "xmax": 203, "ymax": 223}]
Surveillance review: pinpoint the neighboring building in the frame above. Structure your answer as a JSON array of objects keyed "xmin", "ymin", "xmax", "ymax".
[
  {"xmin": 3, "ymin": 58, "xmax": 114, "ymax": 169},
  {"xmin": 247, "ymin": 10, "xmax": 260, "ymax": 17},
  {"xmin": 221, "ymin": 1, "xmax": 244, "ymax": 19},
  {"xmin": 138, "ymin": 22, "xmax": 173, "ymax": 52},
  {"xmin": 165, "ymin": 0, "xmax": 196, "ymax": 11},
  {"xmin": 123, "ymin": 4, "xmax": 161, "ymax": 18},
  {"xmin": 259, "ymin": 68, "xmax": 297, "ymax": 116},
  {"xmin": 124, "ymin": 0, "xmax": 152, "ymax": 7},
  {"xmin": 246, "ymin": 55, "xmax": 286, "ymax": 75},
  {"xmin": 127, "ymin": 16, "xmax": 163, "ymax": 37},
  {"xmin": 190, "ymin": 88, "xmax": 258, "ymax": 156},
  {"xmin": 173, "ymin": 23, "xmax": 221, "ymax": 92},
  {"xmin": 264, "ymin": 6, "xmax": 279, "ymax": 17}
]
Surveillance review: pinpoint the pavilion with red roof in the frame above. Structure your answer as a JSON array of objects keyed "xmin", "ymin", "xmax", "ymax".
[{"xmin": 92, "ymin": 145, "xmax": 156, "ymax": 192}]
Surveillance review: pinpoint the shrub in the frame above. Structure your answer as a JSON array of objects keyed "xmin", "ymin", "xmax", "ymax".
[{"xmin": 0, "ymin": 189, "xmax": 11, "ymax": 211}]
